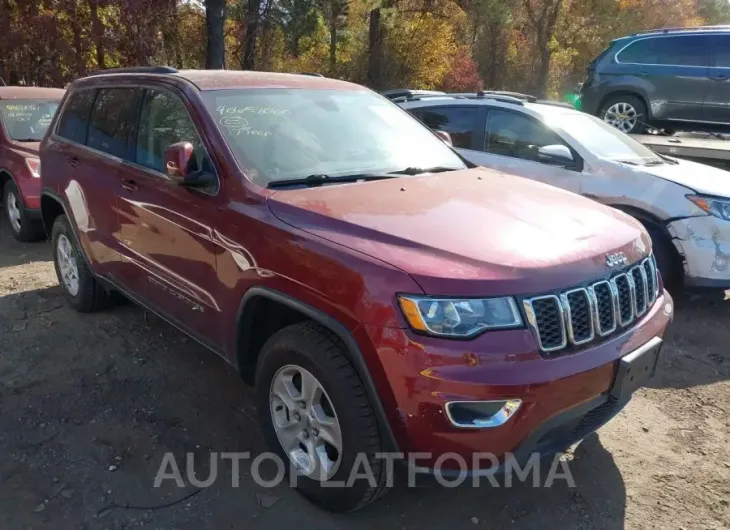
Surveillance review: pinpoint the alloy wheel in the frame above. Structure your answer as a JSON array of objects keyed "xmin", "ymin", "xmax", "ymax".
[
  {"xmin": 6, "ymin": 190, "xmax": 22, "ymax": 234},
  {"xmin": 56, "ymin": 234, "xmax": 80, "ymax": 296},
  {"xmin": 269, "ymin": 364, "xmax": 343, "ymax": 481},
  {"xmin": 603, "ymin": 102, "xmax": 639, "ymax": 133}
]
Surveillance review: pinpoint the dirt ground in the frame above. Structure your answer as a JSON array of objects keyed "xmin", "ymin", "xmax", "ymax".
[{"xmin": 0, "ymin": 217, "xmax": 729, "ymax": 530}]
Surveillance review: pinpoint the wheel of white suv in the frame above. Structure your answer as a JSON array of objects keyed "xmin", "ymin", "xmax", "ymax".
[
  {"xmin": 255, "ymin": 321, "xmax": 388, "ymax": 512},
  {"xmin": 3, "ymin": 180, "xmax": 44, "ymax": 242},
  {"xmin": 600, "ymin": 95, "xmax": 648, "ymax": 135},
  {"xmin": 51, "ymin": 214, "xmax": 111, "ymax": 312}
]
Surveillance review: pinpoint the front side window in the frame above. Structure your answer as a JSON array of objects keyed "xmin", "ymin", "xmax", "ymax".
[
  {"xmin": 57, "ymin": 90, "xmax": 96, "ymax": 144},
  {"xmin": 87, "ymin": 88, "xmax": 142, "ymax": 159},
  {"xmin": 0, "ymin": 99, "xmax": 60, "ymax": 142},
  {"xmin": 617, "ymin": 38, "xmax": 660, "ymax": 64},
  {"xmin": 136, "ymin": 89, "xmax": 210, "ymax": 175},
  {"xmin": 416, "ymin": 106, "xmax": 478, "ymax": 149},
  {"xmin": 485, "ymin": 109, "xmax": 565, "ymax": 161},
  {"xmin": 200, "ymin": 89, "xmax": 465, "ymax": 186}
]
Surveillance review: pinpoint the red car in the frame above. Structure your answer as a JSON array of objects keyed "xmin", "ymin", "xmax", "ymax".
[
  {"xmin": 39, "ymin": 68, "xmax": 673, "ymax": 512},
  {"xmin": 0, "ymin": 86, "xmax": 64, "ymax": 241}
]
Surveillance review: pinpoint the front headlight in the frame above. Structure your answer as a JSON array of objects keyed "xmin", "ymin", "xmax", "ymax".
[
  {"xmin": 397, "ymin": 295, "xmax": 523, "ymax": 338},
  {"xmin": 687, "ymin": 195, "xmax": 730, "ymax": 222}
]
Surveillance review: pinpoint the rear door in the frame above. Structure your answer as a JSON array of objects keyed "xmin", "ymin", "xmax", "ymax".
[
  {"xmin": 705, "ymin": 34, "xmax": 730, "ymax": 124},
  {"xmin": 115, "ymin": 86, "xmax": 222, "ymax": 345},
  {"xmin": 616, "ymin": 35, "xmax": 710, "ymax": 121},
  {"xmin": 472, "ymin": 107, "xmax": 585, "ymax": 194}
]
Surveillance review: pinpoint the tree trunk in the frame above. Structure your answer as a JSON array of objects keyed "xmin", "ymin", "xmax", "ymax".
[
  {"xmin": 88, "ymin": 0, "xmax": 105, "ymax": 70},
  {"xmin": 70, "ymin": 1, "xmax": 86, "ymax": 77},
  {"xmin": 329, "ymin": 11, "xmax": 337, "ymax": 74},
  {"xmin": 367, "ymin": 7, "xmax": 383, "ymax": 88},
  {"xmin": 242, "ymin": 0, "xmax": 261, "ymax": 69},
  {"xmin": 205, "ymin": 0, "xmax": 226, "ymax": 69}
]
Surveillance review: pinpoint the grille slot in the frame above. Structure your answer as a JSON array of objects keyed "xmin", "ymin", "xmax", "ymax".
[
  {"xmin": 524, "ymin": 296, "xmax": 566, "ymax": 352},
  {"xmin": 524, "ymin": 254, "xmax": 658, "ymax": 354}
]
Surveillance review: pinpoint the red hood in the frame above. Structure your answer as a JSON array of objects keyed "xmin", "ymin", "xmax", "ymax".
[{"xmin": 267, "ymin": 167, "xmax": 650, "ymax": 296}]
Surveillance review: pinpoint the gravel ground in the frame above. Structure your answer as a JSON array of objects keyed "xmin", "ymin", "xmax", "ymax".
[{"xmin": 0, "ymin": 216, "xmax": 729, "ymax": 530}]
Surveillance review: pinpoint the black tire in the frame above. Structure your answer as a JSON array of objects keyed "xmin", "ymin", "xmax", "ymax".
[
  {"xmin": 643, "ymin": 223, "xmax": 682, "ymax": 289},
  {"xmin": 600, "ymin": 94, "xmax": 648, "ymax": 135},
  {"xmin": 51, "ymin": 214, "xmax": 111, "ymax": 312},
  {"xmin": 2, "ymin": 179, "xmax": 44, "ymax": 242},
  {"xmin": 256, "ymin": 321, "xmax": 387, "ymax": 512}
]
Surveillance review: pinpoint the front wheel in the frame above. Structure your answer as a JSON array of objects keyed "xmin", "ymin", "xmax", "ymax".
[
  {"xmin": 256, "ymin": 322, "xmax": 388, "ymax": 512},
  {"xmin": 600, "ymin": 95, "xmax": 648, "ymax": 134}
]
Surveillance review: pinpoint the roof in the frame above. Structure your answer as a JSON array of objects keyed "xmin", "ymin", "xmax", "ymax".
[{"xmin": 0, "ymin": 86, "xmax": 65, "ymax": 100}]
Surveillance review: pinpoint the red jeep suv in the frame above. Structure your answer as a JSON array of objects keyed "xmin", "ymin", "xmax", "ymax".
[
  {"xmin": 1, "ymin": 86, "xmax": 64, "ymax": 241},
  {"xmin": 40, "ymin": 68, "xmax": 673, "ymax": 512}
]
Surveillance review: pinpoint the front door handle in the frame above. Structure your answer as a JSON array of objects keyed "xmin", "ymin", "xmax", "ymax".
[
  {"xmin": 121, "ymin": 179, "xmax": 139, "ymax": 192},
  {"xmin": 710, "ymin": 74, "xmax": 729, "ymax": 81}
]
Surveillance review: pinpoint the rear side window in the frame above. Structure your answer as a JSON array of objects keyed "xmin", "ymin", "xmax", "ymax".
[
  {"xmin": 710, "ymin": 35, "xmax": 730, "ymax": 67},
  {"xmin": 618, "ymin": 36, "xmax": 710, "ymax": 66},
  {"xmin": 87, "ymin": 88, "xmax": 142, "ymax": 159},
  {"xmin": 417, "ymin": 106, "xmax": 478, "ymax": 149},
  {"xmin": 56, "ymin": 90, "xmax": 96, "ymax": 144},
  {"xmin": 657, "ymin": 35, "xmax": 709, "ymax": 66}
]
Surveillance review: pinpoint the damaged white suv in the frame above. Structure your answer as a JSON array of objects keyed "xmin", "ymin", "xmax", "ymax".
[{"xmin": 397, "ymin": 92, "xmax": 730, "ymax": 288}]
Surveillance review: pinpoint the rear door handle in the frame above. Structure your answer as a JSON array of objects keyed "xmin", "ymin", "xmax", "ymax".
[
  {"xmin": 710, "ymin": 74, "xmax": 728, "ymax": 81},
  {"xmin": 67, "ymin": 156, "xmax": 79, "ymax": 168},
  {"xmin": 121, "ymin": 179, "xmax": 139, "ymax": 192}
]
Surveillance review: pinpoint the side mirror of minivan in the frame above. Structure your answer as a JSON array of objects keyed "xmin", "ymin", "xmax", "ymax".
[
  {"xmin": 165, "ymin": 142, "xmax": 195, "ymax": 184},
  {"xmin": 434, "ymin": 130, "xmax": 453, "ymax": 146},
  {"xmin": 538, "ymin": 144, "xmax": 574, "ymax": 166}
]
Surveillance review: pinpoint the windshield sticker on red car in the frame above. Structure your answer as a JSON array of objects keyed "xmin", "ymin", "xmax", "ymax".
[
  {"xmin": 219, "ymin": 116, "xmax": 272, "ymax": 137},
  {"xmin": 216, "ymin": 105, "xmax": 290, "ymax": 116}
]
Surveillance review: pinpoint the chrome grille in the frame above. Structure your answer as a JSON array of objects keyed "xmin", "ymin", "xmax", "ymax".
[{"xmin": 524, "ymin": 256, "xmax": 659, "ymax": 354}]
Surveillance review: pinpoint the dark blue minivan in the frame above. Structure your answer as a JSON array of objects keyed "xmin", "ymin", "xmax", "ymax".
[{"xmin": 580, "ymin": 26, "xmax": 730, "ymax": 134}]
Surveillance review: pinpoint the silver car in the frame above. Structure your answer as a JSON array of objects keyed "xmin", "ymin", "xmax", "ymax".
[{"xmin": 397, "ymin": 92, "xmax": 730, "ymax": 288}]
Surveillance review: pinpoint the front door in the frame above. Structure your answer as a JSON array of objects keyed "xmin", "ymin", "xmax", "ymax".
[{"xmin": 115, "ymin": 87, "xmax": 222, "ymax": 345}]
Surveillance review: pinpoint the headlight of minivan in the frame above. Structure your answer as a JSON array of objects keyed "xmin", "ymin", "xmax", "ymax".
[
  {"xmin": 397, "ymin": 295, "xmax": 523, "ymax": 338},
  {"xmin": 687, "ymin": 195, "xmax": 730, "ymax": 222}
]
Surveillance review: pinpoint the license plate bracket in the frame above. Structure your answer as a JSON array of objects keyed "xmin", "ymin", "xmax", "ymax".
[{"xmin": 610, "ymin": 337, "xmax": 662, "ymax": 402}]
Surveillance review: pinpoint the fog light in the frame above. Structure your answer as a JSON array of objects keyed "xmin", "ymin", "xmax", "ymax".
[{"xmin": 445, "ymin": 399, "xmax": 522, "ymax": 428}]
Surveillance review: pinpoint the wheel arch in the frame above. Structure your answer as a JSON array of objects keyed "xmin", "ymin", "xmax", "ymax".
[
  {"xmin": 235, "ymin": 287, "xmax": 400, "ymax": 452},
  {"xmin": 0, "ymin": 168, "xmax": 16, "ymax": 197}
]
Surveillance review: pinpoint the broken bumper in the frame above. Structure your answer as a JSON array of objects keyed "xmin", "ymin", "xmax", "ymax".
[{"xmin": 668, "ymin": 216, "xmax": 730, "ymax": 287}]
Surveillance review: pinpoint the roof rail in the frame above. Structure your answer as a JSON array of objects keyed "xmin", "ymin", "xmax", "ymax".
[
  {"xmin": 88, "ymin": 66, "xmax": 179, "ymax": 76},
  {"xmin": 298, "ymin": 72, "xmax": 325, "ymax": 77},
  {"xmin": 381, "ymin": 89, "xmax": 447, "ymax": 100},
  {"xmin": 633, "ymin": 25, "xmax": 730, "ymax": 35},
  {"xmin": 451, "ymin": 91, "xmax": 525, "ymax": 105}
]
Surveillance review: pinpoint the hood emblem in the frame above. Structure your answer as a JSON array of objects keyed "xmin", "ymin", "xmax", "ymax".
[{"xmin": 606, "ymin": 252, "xmax": 628, "ymax": 268}]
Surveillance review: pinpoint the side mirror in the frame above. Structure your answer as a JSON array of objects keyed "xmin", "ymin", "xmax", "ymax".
[
  {"xmin": 434, "ymin": 130, "xmax": 453, "ymax": 146},
  {"xmin": 538, "ymin": 144, "xmax": 574, "ymax": 166},
  {"xmin": 164, "ymin": 141, "xmax": 194, "ymax": 183}
]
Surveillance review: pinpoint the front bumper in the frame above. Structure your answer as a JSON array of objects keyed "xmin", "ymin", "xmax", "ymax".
[
  {"xmin": 668, "ymin": 216, "xmax": 730, "ymax": 287},
  {"xmin": 357, "ymin": 290, "xmax": 674, "ymax": 470}
]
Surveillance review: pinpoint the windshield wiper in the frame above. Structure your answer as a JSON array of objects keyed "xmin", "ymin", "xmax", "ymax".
[
  {"xmin": 643, "ymin": 159, "xmax": 665, "ymax": 166},
  {"xmin": 615, "ymin": 159, "xmax": 639, "ymax": 166},
  {"xmin": 388, "ymin": 166, "xmax": 462, "ymax": 176},
  {"xmin": 655, "ymin": 153, "xmax": 678, "ymax": 165},
  {"xmin": 12, "ymin": 138, "xmax": 40, "ymax": 142},
  {"xmin": 267, "ymin": 173, "xmax": 398, "ymax": 189}
]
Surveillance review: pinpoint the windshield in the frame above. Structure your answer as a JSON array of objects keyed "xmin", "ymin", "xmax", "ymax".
[
  {"xmin": 201, "ymin": 89, "xmax": 465, "ymax": 186},
  {"xmin": 0, "ymin": 99, "xmax": 60, "ymax": 142},
  {"xmin": 553, "ymin": 112, "xmax": 662, "ymax": 165}
]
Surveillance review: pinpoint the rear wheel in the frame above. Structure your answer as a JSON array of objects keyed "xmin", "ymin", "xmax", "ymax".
[
  {"xmin": 600, "ymin": 95, "xmax": 648, "ymax": 134},
  {"xmin": 52, "ymin": 214, "xmax": 111, "ymax": 312},
  {"xmin": 2, "ymin": 180, "xmax": 44, "ymax": 242},
  {"xmin": 256, "ymin": 322, "xmax": 387, "ymax": 512}
]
